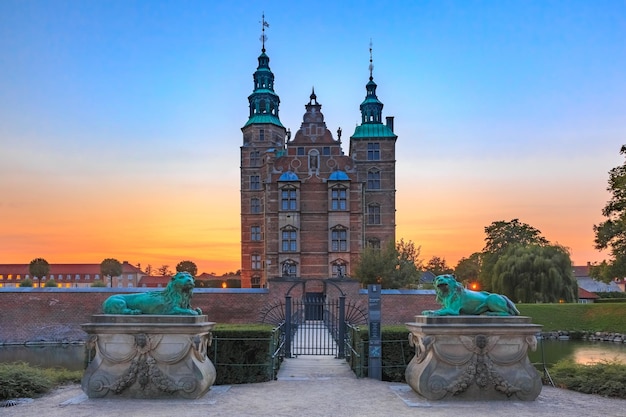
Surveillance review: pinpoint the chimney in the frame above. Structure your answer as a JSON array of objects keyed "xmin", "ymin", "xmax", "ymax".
[{"xmin": 386, "ymin": 116, "xmax": 394, "ymax": 132}]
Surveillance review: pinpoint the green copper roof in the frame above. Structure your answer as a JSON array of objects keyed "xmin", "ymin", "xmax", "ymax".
[
  {"xmin": 243, "ymin": 114, "xmax": 284, "ymax": 128},
  {"xmin": 351, "ymin": 123, "xmax": 397, "ymax": 139}
]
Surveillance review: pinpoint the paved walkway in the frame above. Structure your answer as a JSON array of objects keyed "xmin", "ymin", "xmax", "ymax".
[{"xmin": 3, "ymin": 354, "xmax": 626, "ymax": 417}]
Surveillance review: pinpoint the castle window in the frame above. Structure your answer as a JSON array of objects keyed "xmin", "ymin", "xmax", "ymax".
[
  {"xmin": 323, "ymin": 146, "xmax": 330, "ymax": 156},
  {"xmin": 251, "ymin": 225, "xmax": 261, "ymax": 241},
  {"xmin": 331, "ymin": 227, "xmax": 348, "ymax": 252},
  {"xmin": 367, "ymin": 238, "xmax": 381, "ymax": 249},
  {"xmin": 281, "ymin": 186, "xmax": 297, "ymax": 211},
  {"xmin": 251, "ymin": 198, "xmax": 261, "ymax": 214},
  {"xmin": 259, "ymin": 129, "xmax": 265, "ymax": 141},
  {"xmin": 367, "ymin": 143, "xmax": 380, "ymax": 160},
  {"xmin": 250, "ymin": 175, "xmax": 260, "ymax": 190},
  {"xmin": 331, "ymin": 187, "xmax": 347, "ymax": 210},
  {"xmin": 251, "ymin": 254, "xmax": 261, "ymax": 270},
  {"xmin": 297, "ymin": 147, "xmax": 305, "ymax": 156},
  {"xmin": 250, "ymin": 151, "xmax": 260, "ymax": 166},
  {"xmin": 281, "ymin": 227, "xmax": 297, "ymax": 252},
  {"xmin": 367, "ymin": 169, "xmax": 380, "ymax": 190},
  {"xmin": 368, "ymin": 204, "xmax": 381, "ymax": 225},
  {"xmin": 251, "ymin": 275, "xmax": 261, "ymax": 288}
]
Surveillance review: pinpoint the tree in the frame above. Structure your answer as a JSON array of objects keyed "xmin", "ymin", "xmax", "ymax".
[
  {"xmin": 491, "ymin": 244, "xmax": 577, "ymax": 303},
  {"xmin": 29, "ymin": 258, "xmax": 49, "ymax": 288},
  {"xmin": 144, "ymin": 264, "xmax": 153, "ymax": 275},
  {"xmin": 592, "ymin": 145, "xmax": 626, "ymax": 282},
  {"xmin": 100, "ymin": 258, "xmax": 122, "ymax": 288},
  {"xmin": 176, "ymin": 260, "xmax": 198, "ymax": 277},
  {"xmin": 480, "ymin": 219, "xmax": 549, "ymax": 291},
  {"xmin": 425, "ymin": 256, "xmax": 453, "ymax": 276},
  {"xmin": 454, "ymin": 253, "xmax": 481, "ymax": 284},
  {"xmin": 157, "ymin": 265, "xmax": 172, "ymax": 276},
  {"xmin": 353, "ymin": 239, "xmax": 422, "ymax": 289}
]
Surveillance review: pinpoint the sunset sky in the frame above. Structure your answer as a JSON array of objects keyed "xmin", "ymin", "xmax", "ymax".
[{"xmin": 1, "ymin": 1, "xmax": 625, "ymax": 274}]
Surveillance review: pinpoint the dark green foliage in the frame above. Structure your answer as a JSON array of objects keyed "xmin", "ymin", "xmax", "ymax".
[
  {"xmin": 551, "ymin": 360, "xmax": 626, "ymax": 398},
  {"xmin": 596, "ymin": 292, "xmax": 626, "ymax": 299},
  {"xmin": 348, "ymin": 325, "xmax": 413, "ymax": 382},
  {"xmin": 100, "ymin": 258, "xmax": 122, "ymax": 287},
  {"xmin": 19, "ymin": 278, "xmax": 33, "ymax": 287},
  {"xmin": 90, "ymin": 280, "xmax": 107, "ymax": 287},
  {"xmin": 354, "ymin": 239, "xmax": 422, "ymax": 289},
  {"xmin": 492, "ymin": 244, "xmax": 578, "ymax": 303},
  {"xmin": 175, "ymin": 260, "xmax": 198, "ymax": 276},
  {"xmin": 207, "ymin": 324, "xmax": 278, "ymax": 384},
  {"xmin": 0, "ymin": 362, "xmax": 52, "ymax": 400},
  {"xmin": 29, "ymin": 258, "xmax": 50, "ymax": 286},
  {"xmin": 592, "ymin": 146, "xmax": 626, "ymax": 283},
  {"xmin": 44, "ymin": 279, "xmax": 58, "ymax": 287}
]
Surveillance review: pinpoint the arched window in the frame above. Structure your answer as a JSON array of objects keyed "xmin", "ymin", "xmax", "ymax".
[{"xmin": 308, "ymin": 149, "xmax": 320, "ymax": 170}]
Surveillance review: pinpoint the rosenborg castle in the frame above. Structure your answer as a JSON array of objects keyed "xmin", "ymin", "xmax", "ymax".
[{"xmin": 0, "ymin": 34, "xmax": 398, "ymax": 289}]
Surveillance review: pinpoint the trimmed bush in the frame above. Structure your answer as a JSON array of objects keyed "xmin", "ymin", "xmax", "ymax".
[{"xmin": 207, "ymin": 324, "xmax": 279, "ymax": 384}]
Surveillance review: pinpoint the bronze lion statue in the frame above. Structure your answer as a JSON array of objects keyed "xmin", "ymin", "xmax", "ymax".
[
  {"xmin": 102, "ymin": 271, "xmax": 202, "ymax": 315},
  {"xmin": 422, "ymin": 274, "xmax": 519, "ymax": 316}
]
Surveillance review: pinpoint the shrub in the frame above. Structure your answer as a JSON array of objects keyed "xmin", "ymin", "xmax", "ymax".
[
  {"xmin": 44, "ymin": 279, "xmax": 58, "ymax": 288},
  {"xmin": 551, "ymin": 359, "xmax": 626, "ymax": 398},
  {"xmin": 19, "ymin": 278, "xmax": 33, "ymax": 287},
  {"xmin": 91, "ymin": 280, "xmax": 107, "ymax": 287},
  {"xmin": 0, "ymin": 362, "xmax": 53, "ymax": 400}
]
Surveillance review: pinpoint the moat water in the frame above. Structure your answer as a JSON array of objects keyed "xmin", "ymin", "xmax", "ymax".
[{"xmin": 1, "ymin": 340, "xmax": 626, "ymax": 371}]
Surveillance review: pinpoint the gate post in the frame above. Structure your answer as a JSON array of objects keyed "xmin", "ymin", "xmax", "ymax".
[
  {"xmin": 337, "ymin": 295, "xmax": 346, "ymax": 358},
  {"xmin": 285, "ymin": 295, "xmax": 292, "ymax": 358}
]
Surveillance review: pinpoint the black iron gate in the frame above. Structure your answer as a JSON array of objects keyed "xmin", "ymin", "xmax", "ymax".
[{"xmin": 284, "ymin": 293, "xmax": 346, "ymax": 358}]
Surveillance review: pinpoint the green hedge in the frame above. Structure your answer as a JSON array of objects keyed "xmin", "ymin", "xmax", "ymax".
[
  {"xmin": 348, "ymin": 325, "xmax": 413, "ymax": 382},
  {"xmin": 207, "ymin": 324, "xmax": 280, "ymax": 385}
]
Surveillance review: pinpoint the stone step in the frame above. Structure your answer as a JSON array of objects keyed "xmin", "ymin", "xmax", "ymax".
[{"xmin": 276, "ymin": 355, "xmax": 355, "ymax": 381}]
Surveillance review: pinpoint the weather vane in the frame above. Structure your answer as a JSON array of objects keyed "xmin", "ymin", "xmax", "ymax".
[
  {"xmin": 260, "ymin": 13, "xmax": 269, "ymax": 52},
  {"xmin": 369, "ymin": 39, "xmax": 374, "ymax": 81}
]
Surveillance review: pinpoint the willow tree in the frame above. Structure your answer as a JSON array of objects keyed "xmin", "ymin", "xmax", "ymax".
[
  {"xmin": 479, "ymin": 219, "xmax": 549, "ymax": 291},
  {"xmin": 492, "ymin": 244, "xmax": 577, "ymax": 303}
]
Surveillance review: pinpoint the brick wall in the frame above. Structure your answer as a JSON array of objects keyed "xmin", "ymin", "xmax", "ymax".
[{"xmin": 0, "ymin": 285, "xmax": 436, "ymax": 344}]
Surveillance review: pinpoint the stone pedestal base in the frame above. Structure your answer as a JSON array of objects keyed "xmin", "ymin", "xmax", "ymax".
[
  {"xmin": 81, "ymin": 315, "xmax": 216, "ymax": 399},
  {"xmin": 405, "ymin": 315, "xmax": 542, "ymax": 401}
]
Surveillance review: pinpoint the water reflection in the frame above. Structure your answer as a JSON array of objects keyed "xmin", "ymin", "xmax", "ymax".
[
  {"xmin": 529, "ymin": 339, "xmax": 626, "ymax": 367},
  {"xmin": 0, "ymin": 344, "xmax": 86, "ymax": 371}
]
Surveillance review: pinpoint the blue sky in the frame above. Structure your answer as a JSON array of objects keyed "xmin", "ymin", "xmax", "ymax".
[{"xmin": 1, "ymin": 0, "xmax": 625, "ymax": 273}]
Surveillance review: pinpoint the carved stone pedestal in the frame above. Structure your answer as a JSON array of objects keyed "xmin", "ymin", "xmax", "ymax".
[
  {"xmin": 81, "ymin": 315, "xmax": 216, "ymax": 399},
  {"xmin": 405, "ymin": 315, "xmax": 542, "ymax": 401}
]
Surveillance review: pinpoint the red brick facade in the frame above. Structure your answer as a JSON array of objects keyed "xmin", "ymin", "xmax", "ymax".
[
  {"xmin": 240, "ymin": 46, "xmax": 397, "ymax": 288},
  {"xmin": 0, "ymin": 286, "xmax": 437, "ymax": 344}
]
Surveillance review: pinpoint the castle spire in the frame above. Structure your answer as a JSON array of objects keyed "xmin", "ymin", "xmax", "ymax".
[
  {"xmin": 360, "ymin": 40, "xmax": 383, "ymax": 124},
  {"xmin": 243, "ymin": 13, "xmax": 283, "ymax": 128}
]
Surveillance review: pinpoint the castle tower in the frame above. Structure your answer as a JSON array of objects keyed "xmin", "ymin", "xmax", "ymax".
[
  {"xmin": 240, "ymin": 16, "xmax": 287, "ymax": 288},
  {"xmin": 348, "ymin": 42, "xmax": 397, "ymax": 250}
]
